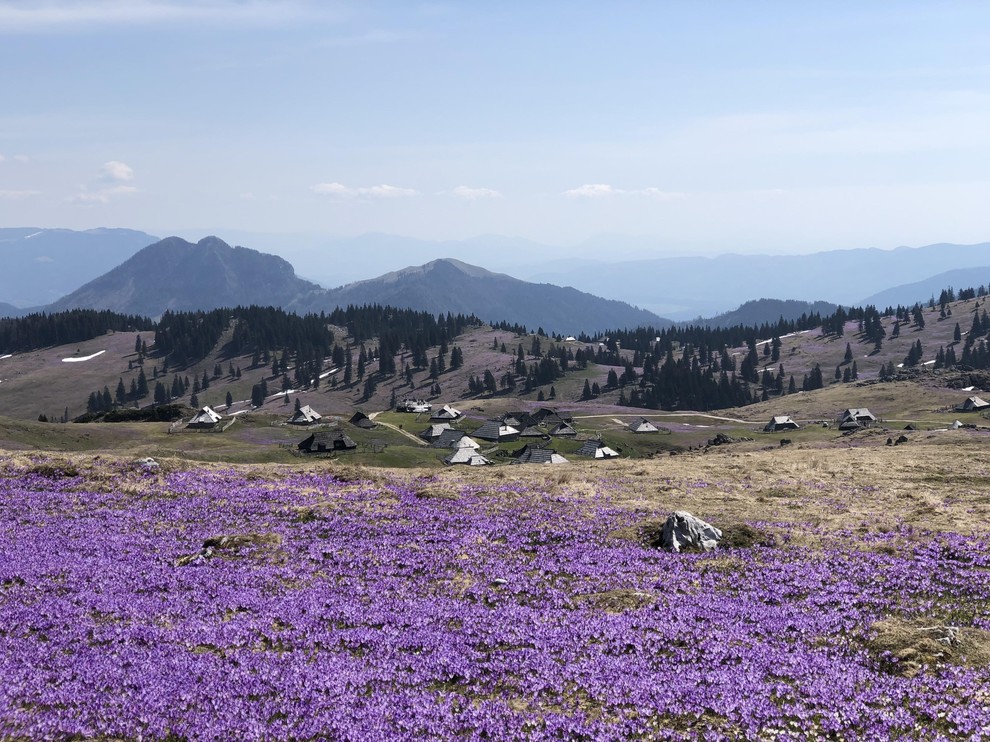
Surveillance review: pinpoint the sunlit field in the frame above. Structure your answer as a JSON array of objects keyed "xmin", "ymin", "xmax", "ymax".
[{"xmin": 3, "ymin": 440, "xmax": 990, "ymax": 739}]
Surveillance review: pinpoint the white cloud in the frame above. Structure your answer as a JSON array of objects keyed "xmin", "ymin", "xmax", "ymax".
[
  {"xmin": 0, "ymin": 153, "xmax": 5, "ymax": 163},
  {"xmin": 563, "ymin": 184, "xmax": 683, "ymax": 200},
  {"xmin": 311, "ymin": 182, "xmax": 419, "ymax": 199},
  {"xmin": 450, "ymin": 185, "xmax": 502, "ymax": 201},
  {"xmin": 563, "ymin": 183, "xmax": 617, "ymax": 198},
  {"xmin": 35, "ymin": 255, "xmax": 54, "ymax": 263},
  {"xmin": 100, "ymin": 160, "xmax": 134, "ymax": 182},
  {"xmin": 0, "ymin": 189, "xmax": 41, "ymax": 199},
  {"xmin": 13, "ymin": 154, "xmax": 29, "ymax": 163},
  {"xmin": 69, "ymin": 161, "xmax": 139, "ymax": 204}
]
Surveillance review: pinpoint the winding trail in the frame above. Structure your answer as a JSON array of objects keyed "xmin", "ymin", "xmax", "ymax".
[{"xmin": 368, "ymin": 412, "xmax": 429, "ymax": 446}]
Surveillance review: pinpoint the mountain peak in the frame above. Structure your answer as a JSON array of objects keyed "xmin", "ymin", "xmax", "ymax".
[
  {"xmin": 197, "ymin": 235, "xmax": 232, "ymax": 250},
  {"xmin": 48, "ymin": 235, "xmax": 320, "ymax": 317},
  {"xmin": 318, "ymin": 257, "xmax": 669, "ymax": 334}
]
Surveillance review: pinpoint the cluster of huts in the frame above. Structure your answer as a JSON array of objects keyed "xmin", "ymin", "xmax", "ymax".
[
  {"xmin": 413, "ymin": 406, "xmax": 644, "ymax": 466},
  {"xmin": 763, "ymin": 408, "xmax": 878, "ymax": 433},
  {"xmin": 763, "ymin": 395, "xmax": 990, "ymax": 434},
  {"xmin": 295, "ymin": 410, "xmax": 374, "ymax": 453}
]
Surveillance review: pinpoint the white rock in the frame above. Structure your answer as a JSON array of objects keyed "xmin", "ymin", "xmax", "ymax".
[{"xmin": 661, "ymin": 511, "xmax": 722, "ymax": 553}]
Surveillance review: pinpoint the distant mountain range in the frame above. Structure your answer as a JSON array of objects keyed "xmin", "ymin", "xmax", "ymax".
[
  {"xmin": 528, "ymin": 242, "xmax": 990, "ymax": 319},
  {"xmin": 0, "ymin": 227, "xmax": 158, "ymax": 308},
  {"xmin": 860, "ymin": 267, "xmax": 990, "ymax": 308},
  {"xmin": 7, "ymin": 228, "xmax": 990, "ymax": 334},
  {"xmin": 44, "ymin": 237, "xmax": 671, "ymax": 334},
  {"xmin": 317, "ymin": 258, "xmax": 670, "ymax": 334}
]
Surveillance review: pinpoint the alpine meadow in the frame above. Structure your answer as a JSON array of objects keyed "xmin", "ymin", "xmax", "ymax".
[{"xmin": 3, "ymin": 3, "xmax": 990, "ymax": 740}]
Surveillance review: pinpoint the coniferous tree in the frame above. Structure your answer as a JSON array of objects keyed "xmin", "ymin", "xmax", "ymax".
[
  {"xmin": 343, "ymin": 348, "xmax": 353, "ymax": 386},
  {"xmin": 582, "ymin": 379, "xmax": 593, "ymax": 400}
]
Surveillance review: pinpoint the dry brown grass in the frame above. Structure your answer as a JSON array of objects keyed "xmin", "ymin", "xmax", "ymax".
[
  {"xmin": 867, "ymin": 618, "xmax": 990, "ymax": 678},
  {"xmin": 9, "ymin": 433, "xmax": 990, "ymax": 546}
]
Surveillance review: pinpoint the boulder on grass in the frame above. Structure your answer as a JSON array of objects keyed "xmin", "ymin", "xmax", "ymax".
[{"xmin": 661, "ymin": 511, "xmax": 722, "ymax": 553}]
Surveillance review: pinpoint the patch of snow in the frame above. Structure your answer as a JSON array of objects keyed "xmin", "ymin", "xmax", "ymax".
[
  {"xmin": 756, "ymin": 330, "xmax": 811, "ymax": 345},
  {"xmin": 896, "ymin": 362, "xmax": 904, "ymax": 368},
  {"xmin": 923, "ymin": 360, "xmax": 936, "ymax": 366},
  {"xmin": 24, "ymin": 231, "xmax": 43, "ymax": 239},
  {"xmin": 319, "ymin": 367, "xmax": 339, "ymax": 379},
  {"xmin": 62, "ymin": 350, "xmax": 106, "ymax": 363},
  {"xmin": 0, "ymin": 354, "xmax": 11, "ymax": 360},
  {"xmin": 963, "ymin": 385, "xmax": 976, "ymax": 392}
]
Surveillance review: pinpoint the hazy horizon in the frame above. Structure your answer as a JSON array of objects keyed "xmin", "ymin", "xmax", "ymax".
[{"xmin": 3, "ymin": 1, "xmax": 990, "ymax": 255}]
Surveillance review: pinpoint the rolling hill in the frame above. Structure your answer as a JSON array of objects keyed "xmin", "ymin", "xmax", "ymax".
[
  {"xmin": 684, "ymin": 299, "xmax": 839, "ymax": 328},
  {"xmin": 0, "ymin": 302, "xmax": 23, "ymax": 318},
  {"xmin": 859, "ymin": 267, "xmax": 990, "ymax": 308}
]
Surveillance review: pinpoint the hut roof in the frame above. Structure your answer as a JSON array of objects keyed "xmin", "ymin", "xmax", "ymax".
[
  {"xmin": 349, "ymin": 411, "xmax": 377, "ymax": 429},
  {"xmin": 840, "ymin": 408, "xmax": 876, "ymax": 423},
  {"xmin": 188, "ymin": 406, "xmax": 222, "ymax": 426},
  {"xmin": 288, "ymin": 405, "xmax": 322, "ymax": 424},
  {"xmin": 298, "ymin": 429, "xmax": 356, "ymax": 452},
  {"xmin": 444, "ymin": 449, "xmax": 493, "ymax": 466},
  {"xmin": 764, "ymin": 415, "xmax": 799, "ymax": 431},
  {"xmin": 956, "ymin": 396, "xmax": 990, "ymax": 411},
  {"xmin": 431, "ymin": 429, "xmax": 479, "ymax": 449},
  {"xmin": 430, "ymin": 404, "xmax": 462, "ymax": 421},
  {"xmin": 628, "ymin": 417, "xmax": 659, "ymax": 433},
  {"xmin": 576, "ymin": 439, "xmax": 619, "ymax": 458},
  {"xmin": 473, "ymin": 420, "xmax": 520, "ymax": 441},
  {"xmin": 420, "ymin": 423, "xmax": 453, "ymax": 441},
  {"xmin": 512, "ymin": 444, "xmax": 568, "ymax": 464}
]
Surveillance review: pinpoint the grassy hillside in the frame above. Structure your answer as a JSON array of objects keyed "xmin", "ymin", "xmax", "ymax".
[{"xmin": 2, "ymin": 295, "xmax": 989, "ymax": 466}]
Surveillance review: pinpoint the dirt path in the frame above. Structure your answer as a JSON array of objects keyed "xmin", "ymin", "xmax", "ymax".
[{"xmin": 368, "ymin": 412, "xmax": 429, "ymax": 446}]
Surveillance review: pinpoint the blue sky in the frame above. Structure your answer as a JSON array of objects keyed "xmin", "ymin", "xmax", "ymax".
[{"xmin": 2, "ymin": 0, "xmax": 990, "ymax": 256}]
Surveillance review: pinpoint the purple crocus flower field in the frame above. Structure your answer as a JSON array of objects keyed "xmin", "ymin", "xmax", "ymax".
[{"xmin": 2, "ymin": 456, "xmax": 990, "ymax": 740}]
